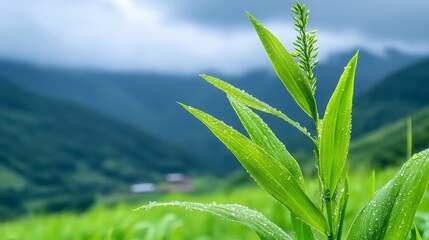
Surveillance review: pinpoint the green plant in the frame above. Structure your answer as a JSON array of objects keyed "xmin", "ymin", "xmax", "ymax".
[{"xmin": 138, "ymin": 2, "xmax": 429, "ymax": 239}]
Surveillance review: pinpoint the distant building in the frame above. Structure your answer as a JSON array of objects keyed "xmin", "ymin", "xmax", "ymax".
[
  {"xmin": 130, "ymin": 183, "xmax": 156, "ymax": 193},
  {"xmin": 164, "ymin": 173, "xmax": 194, "ymax": 192},
  {"xmin": 130, "ymin": 173, "xmax": 194, "ymax": 194},
  {"xmin": 166, "ymin": 173, "xmax": 189, "ymax": 182}
]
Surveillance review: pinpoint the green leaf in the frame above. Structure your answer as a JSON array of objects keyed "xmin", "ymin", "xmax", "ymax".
[
  {"xmin": 229, "ymin": 96, "xmax": 315, "ymax": 238},
  {"xmin": 228, "ymin": 96, "xmax": 304, "ymax": 187},
  {"xmin": 136, "ymin": 201, "xmax": 292, "ymax": 240},
  {"xmin": 319, "ymin": 52, "xmax": 358, "ymax": 195},
  {"xmin": 291, "ymin": 215, "xmax": 315, "ymax": 240},
  {"xmin": 412, "ymin": 224, "xmax": 422, "ymax": 240},
  {"xmin": 180, "ymin": 103, "xmax": 328, "ymax": 234},
  {"xmin": 369, "ymin": 170, "xmax": 376, "ymax": 199},
  {"xmin": 347, "ymin": 149, "xmax": 429, "ymax": 239},
  {"xmin": 200, "ymin": 74, "xmax": 315, "ymax": 143},
  {"xmin": 407, "ymin": 117, "xmax": 413, "ymax": 160},
  {"xmin": 334, "ymin": 175, "xmax": 349, "ymax": 240},
  {"xmin": 247, "ymin": 12, "xmax": 318, "ymax": 121}
]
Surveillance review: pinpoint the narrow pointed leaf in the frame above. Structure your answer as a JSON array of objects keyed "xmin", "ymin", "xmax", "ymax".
[
  {"xmin": 180, "ymin": 103, "xmax": 328, "ymax": 234},
  {"xmin": 319, "ymin": 52, "xmax": 358, "ymax": 195},
  {"xmin": 411, "ymin": 225, "xmax": 422, "ymax": 240},
  {"xmin": 229, "ymin": 96, "xmax": 304, "ymax": 187},
  {"xmin": 407, "ymin": 117, "xmax": 413, "ymax": 160},
  {"xmin": 136, "ymin": 201, "xmax": 292, "ymax": 240},
  {"xmin": 229, "ymin": 96, "xmax": 315, "ymax": 238},
  {"xmin": 347, "ymin": 149, "xmax": 429, "ymax": 239},
  {"xmin": 334, "ymin": 175, "xmax": 349, "ymax": 240},
  {"xmin": 200, "ymin": 74, "xmax": 315, "ymax": 143},
  {"xmin": 247, "ymin": 12, "xmax": 318, "ymax": 121},
  {"xmin": 291, "ymin": 215, "xmax": 315, "ymax": 240},
  {"xmin": 370, "ymin": 170, "xmax": 376, "ymax": 199}
]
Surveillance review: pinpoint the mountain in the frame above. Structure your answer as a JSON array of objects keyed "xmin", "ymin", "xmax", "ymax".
[
  {"xmin": 0, "ymin": 49, "xmax": 424, "ymax": 172},
  {"xmin": 314, "ymin": 49, "xmax": 423, "ymax": 110},
  {"xmin": 0, "ymin": 77, "xmax": 205, "ymax": 217},
  {"xmin": 353, "ymin": 58, "xmax": 429, "ymax": 137},
  {"xmin": 349, "ymin": 106, "xmax": 429, "ymax": 167}
]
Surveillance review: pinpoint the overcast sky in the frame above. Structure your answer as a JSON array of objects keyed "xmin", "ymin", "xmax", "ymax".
[{"xmin": 0, "ymin": 0, "xmax": 428, "ymax": 75}]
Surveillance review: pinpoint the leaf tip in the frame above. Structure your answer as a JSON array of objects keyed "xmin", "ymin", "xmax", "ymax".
[
  {"xmin": 177, "ymin": 102, "xmax": 188, "ymax": 109},
  {"xmin": 246, "ymin": 12, "xmax": 260, "ymax": 27},
  {"xmin": 353, "ymin": 50, "xmax": 360, "ymax": 61},
  {"xmin": 199, "ymin": 74, "xmax": 214, "ymax": 83}
]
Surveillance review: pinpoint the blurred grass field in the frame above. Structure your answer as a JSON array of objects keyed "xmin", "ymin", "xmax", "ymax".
[{"xmin": 1, "ymin": 168, "xmax": 429, "ymax": 240}]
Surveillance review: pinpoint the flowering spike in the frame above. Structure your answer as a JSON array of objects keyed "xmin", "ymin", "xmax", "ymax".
[{"xmin": 291, "ymin": 1, "xmax": 319, "ymax": 94}]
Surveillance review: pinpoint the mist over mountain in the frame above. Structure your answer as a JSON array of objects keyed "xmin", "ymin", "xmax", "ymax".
[{"xmin": 0, "ymin": 49, "xmax": 424, "ymax": 172}]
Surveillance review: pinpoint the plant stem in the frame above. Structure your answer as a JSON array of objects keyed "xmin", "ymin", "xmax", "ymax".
[{"xmin": 325, "ymin": 191, "xmax": 335, "ymax": 239}]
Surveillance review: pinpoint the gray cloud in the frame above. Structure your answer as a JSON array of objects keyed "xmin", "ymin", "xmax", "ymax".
[
  {"xmin": 0, "ymin": 0, "xmax": 427, "ymax": 75},
  {"xmin": 147, "ymin": 0, "xmax": 429, "ymax": 44}
]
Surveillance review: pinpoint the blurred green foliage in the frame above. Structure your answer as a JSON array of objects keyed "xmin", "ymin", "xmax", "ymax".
[
  {"xmin": 350, "ymin": 106, "xmax": 429, "ymax": 167},
  {"xmin": 0, "ymin": 77, "xmax": 205, "ymax": 219},
  {"xmin": 1, "ymin": 168, "xmax": 429, "ymax": 239}
]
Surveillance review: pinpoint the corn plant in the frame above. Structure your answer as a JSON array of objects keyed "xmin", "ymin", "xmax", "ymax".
[{"xmin": 138, "ymin": 2, "xmax": 429, "ymax": 239}]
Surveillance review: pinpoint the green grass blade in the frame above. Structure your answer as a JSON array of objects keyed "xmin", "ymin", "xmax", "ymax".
[
  {"xmin": 229, "ymin": 96, "xmax": 315, "ymax": 238},
  {"xmin": 411, "ymin": 224, "xmax": 423, "ymax": 240},
  {"xmin": 335, "ymin": 175, "xmax": 349, "ymax": 240},
  {"xmin": 200, "ymin": 74, "xmax": 316, "ymax": 143},
  {"xmin": 369, "ymin": 170, "xmax": 375, "ymax": 199},
  {"xmin": 180, "ymin": 103, "xmax": 328, "ymax": 234},
  {"xmin": 136, "ymin": 201, "xmax": 292, "ymax": 240},
  {"xmin": 291, "ymin": 215, "xmax": 315, "ymax": 240},
  {"xmin": 247, "ymin": 12, "xmax": 318, "ymax": 121},
  {"xmin": 407, "ymin": 117, "xmax": 413, "ymax": 160},
  {"xmin": 319, "ymin": 52, "xmax": 358, "ymax": 195},
  {"xmin": 414, "ymin": 224, "xmax": 422, "ymax": 240},
  {"xmin": 228, "ymin": 96, "xmax": 304, "ymax": 187},
  {"xmin": 347, "ymin": 149, "xmax": 429, "ymax": 240}
]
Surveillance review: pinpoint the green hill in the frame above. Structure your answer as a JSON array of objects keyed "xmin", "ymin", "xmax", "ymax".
[
  {"xmin": 349, "ymin": 107, "xmax": 429, "ymax": 167},
  {"xmin": 353, "ymin": 58, "xmax": 429, "ymax": 137},
  {"xmin": 0, "ymin": 50, "xmax": 423, "ymax": 173},
  {"xmin": 0, "ymin": 77, "xmax": 205, "ymax": 217}
]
